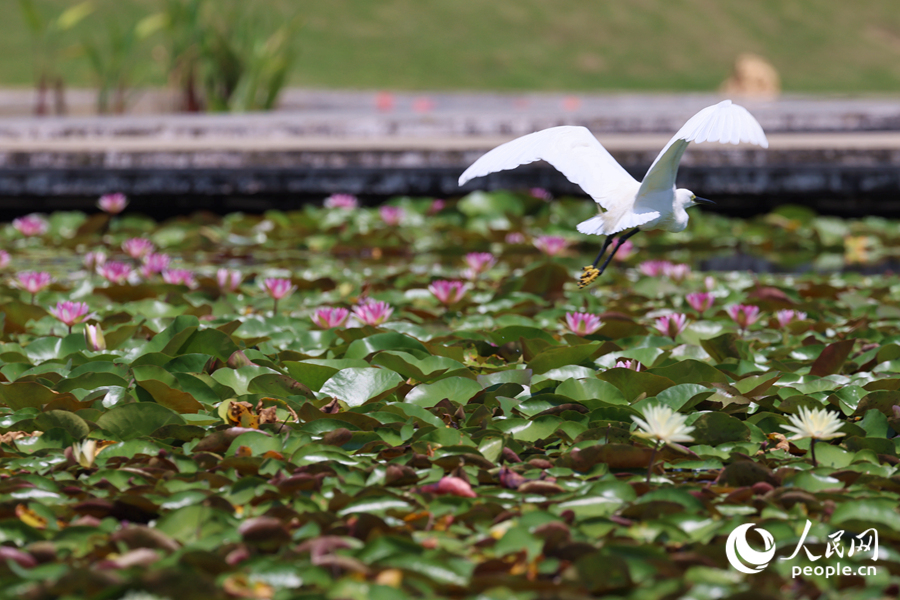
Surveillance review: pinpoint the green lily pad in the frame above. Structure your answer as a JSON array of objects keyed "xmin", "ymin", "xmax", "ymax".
[
  {"xmin": 345, "ymin": 332, "xmax": 429, "ymax": 360},
  {"xmin": 0, "ymin": 381, "xmax": 78, "ymax": 410},
  {"xmin": 133, "ymin": 365, "xmax": 204, "ymax": 413},
  {"xmin": 372, "ymin": 351, "xmax": 470, "ymax": 382},
  {"xmin": 689, "ymin": 412, "xmax": 751, "ymax": 445},
  {"xmin": 556, "ymin": 377, "xmax": 626, "ymax": 404},
  {"xmin": 649, "ymin": 359, "xmax": 730, "ymax": 385},
  {"xmin": 177, "ymin": 328, "xmax": 240, "ymax": 362},
  {"xmin": 597, "ymin": 368, "xmax": 675, "ymax": 402},
  {"xmin": 211, "ymin": 365, "xmax": 276, "ymax": 396},
  {"xmin": 33, "ymin": 410, "xmax": 91, "ymax": 439},
  {"xmin": 529, "ymin": 342, "xmax": 602, "ymax": 374},
  {"xmin": 319, "ymin": 368, "xmax": 403, "ymax": 407},
  {"xmin": 405, "ymin": 376, "xmax": 483, "ymax": 407},
  {"xmin": 96, "ymin": 403, "xmax": 186, "ymax": 441}
]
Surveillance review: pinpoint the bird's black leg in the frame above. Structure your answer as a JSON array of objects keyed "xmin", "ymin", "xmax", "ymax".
[
  {"xmin": 591, "ymin": 234, "xmax": 618, "ymax": 268},
  {"xmin": 579, "ymin": 233, "xmax": 617, "ymax": 289},
  {"xmin": 596, "ymin": 228, "xmax": 641, "ymax": 276}
]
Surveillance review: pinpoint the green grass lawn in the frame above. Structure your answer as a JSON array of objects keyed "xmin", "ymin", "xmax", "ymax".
[{"xmin": 3, "ymin": 0, "xmax": 900, "ymax": 93}]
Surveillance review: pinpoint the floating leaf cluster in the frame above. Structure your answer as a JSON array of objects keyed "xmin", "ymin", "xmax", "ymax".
[{"xmin": 1, "ymin": 194, "xmax": 900, "ymax": 599}]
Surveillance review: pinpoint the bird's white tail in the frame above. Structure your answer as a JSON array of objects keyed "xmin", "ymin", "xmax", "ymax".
[
  {"xmin": 577, "ymin": 208, "xmax": 660, "ymax": 236},
  {"xmin": 576, "ymin": 214, "xmax": 608, "ymax": 235}
]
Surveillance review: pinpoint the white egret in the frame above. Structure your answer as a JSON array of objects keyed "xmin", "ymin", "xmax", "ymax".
[{"xmin": 458, "ymin": 100, "xmax": 768, "ymax": 287}]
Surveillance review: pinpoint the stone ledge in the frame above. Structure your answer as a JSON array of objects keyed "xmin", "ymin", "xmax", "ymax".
[{"xmin": 2, "ymin": 91, "xmax": 900, "ymax": 136}]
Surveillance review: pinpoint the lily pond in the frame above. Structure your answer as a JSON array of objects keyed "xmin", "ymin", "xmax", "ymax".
[{"xmin": 2, "ymin": 191, "xmax": 900, "ymax": 600}]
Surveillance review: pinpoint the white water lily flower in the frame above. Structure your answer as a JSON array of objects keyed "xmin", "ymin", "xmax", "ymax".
[
  {"xmin": 781, "ymin": 406, "xmax": 845, "ymax": 441},
  {"xmin": 72, "ymin": 440, "xmax": 99, "ymax": 469},
  {"xmin": 631, "ymin": 405, "xmax": 695, "ymax": 444}
]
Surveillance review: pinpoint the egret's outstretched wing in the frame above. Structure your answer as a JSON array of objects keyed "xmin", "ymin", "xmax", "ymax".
[
  {"xmin": 637, "ymin": 100, "xmax": 768, "ymax": 198},
  {"xmin": 458, "ymin": 126, "xmax": 638, "ymax": 209}
]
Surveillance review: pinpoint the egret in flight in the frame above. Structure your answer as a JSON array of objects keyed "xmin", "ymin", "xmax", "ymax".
[{"xmin": 458, "ymin": 100, "xmax": 768, "ymax": 287}]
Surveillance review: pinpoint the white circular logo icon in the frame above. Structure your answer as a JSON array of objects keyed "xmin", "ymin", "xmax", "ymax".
[{"xmin": 726, "ymin": 523, "xmax": 776, "ymax": 574}]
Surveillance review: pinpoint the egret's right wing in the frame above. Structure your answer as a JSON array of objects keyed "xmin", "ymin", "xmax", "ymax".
[
  {"xmin": 458, "ymin": 126, "xmax": 638, "ymax": 210},
  {"xmin": 637, "ymin": 100, "xmax": 768, "ymax": 198}
]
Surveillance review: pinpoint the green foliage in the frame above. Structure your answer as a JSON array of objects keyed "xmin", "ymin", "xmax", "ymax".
[
  {"xmin": 151, "ymin": 0, "xmax": 300, "ymax": 112},
  {"xmin": 14, "ymin": 0, "xmax": 298, "ymax": 113},
  {"xmin": 7, "ymin": 1, "xmax": 900, "ymax": 92},
  {"xmin": 16, "ymin": 0, "xmax": 95, "ymax": 114},
  {"xmin": 2, "ymin": 194, "xmax": 900, "ymax": 598},
  {"xmin": 79, "ymin": 15, "xmax": 151, "ymax": 113}
]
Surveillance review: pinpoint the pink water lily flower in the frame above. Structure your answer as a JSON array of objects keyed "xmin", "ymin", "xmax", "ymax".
[
  {"xmin": 162, "ymin": 269, "xmax": 197, "ymax": 288},
  {"xmin": 638, "ymin": 260, "xmax": 672, "ymax": 277},
  {"xmin": 84, "ymin": 250, "xmax": 107, "ymax": 270},
  {"xmin": 565, "ymin": 311, "xmax": 603, "ymax": 336},
  {"xmin": 615, "ymin": 359, "xmax": 642, "ymax": 371},
  {"xmin": 49, "ymin": 301, "xmax": 95, "ymax": 333},
  {"xmin": 122, "ymin": 238, "xmax": 155, "ymax": 260},
  {"xmin": 685, "ymin": 292, "xmax": 715, "ymax": 313},
  {"xmin": 533, "ymin": 235, "xmax": 569, "ymax": 257},
  {"xmin": 217, "ymin": 268, "xmax": 242, "ymax": 293},
  {"xmin": 324, "ymin": 194, "xmax": 358, "ymax": 209},
  {"xmin": 776, "ymin": 309, "xmax": 807, "ymax": 328},
  {"xmin": 505, "ymin": 232, "xmax": 526, "ymax": 245},
  {"xmin": 263, "ymin": 277, "xmax": 297, "ymax": 316},
  {"xmin": 655, "ymin": 313, "xmax": 688, "ymax": 340},
  {"xmin": 98, "ymin": 261, "xmax": 132, "ymax": 285},
  {"xmin": 0, "ymin": 250, "xmax": 9, "ymax": 269},
  {"xmin": 353, "ymin": 299, "xmax": 394, "ymax": 326},
  {"xmin": 464, "ymin": 252, "xmax": 496, "ymax": 276},
  {"xmin": 15, "ymin": 271, "xmax": 52, "ymax": 302},
  {"xmin": 704, "ymin": 276, "xmax": 716, "ymax": 291},
  {"xmin": 97, "ymin": 193, "xmax": 128, "ymax": 214},
  {"xmin": 312, "ymin": 307, "xmax": 350, "ymax": 329},
  {"xmin": 428, "ymin": 199, "xmax": 446, "ymax": 214},
  {"xmin": 727, "ymin": 304, "xmax": 761, "ymax": 331},
  {"xmin": 612, "ymin": 239, "xmax": 635, "ymax": 262},
  {"xmin": 379, "ymin": 205, "xmax": 404, "ymax": 226},
  {"xmin": 263, "ymin": 278, "xmax": 296, "ymax": 300},
  {"xmin": 140, "ymin": 253, "xmax": 171, "ymax": 277},
  {"xmin": 530, "ymin": 188, "xmax": 553, "ymax": 201},
  {"xmin": 428, "ymin": 280, "xmax": 469, "ymax": 306},
  {"xmin": 12, "ymin": 214, "xmax": 48, "ymax": 237},
  {"xmin": 664, "ymin": 263, "xmax": 691, "ymax": 282}
]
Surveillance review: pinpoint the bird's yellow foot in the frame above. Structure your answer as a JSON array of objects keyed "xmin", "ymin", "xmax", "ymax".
[{"xmin": 578, "ymin": 265, "xmax": 600, "ymax": 289}]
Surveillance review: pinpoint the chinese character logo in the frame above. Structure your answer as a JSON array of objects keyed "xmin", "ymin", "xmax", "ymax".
[
  {"xmin": 781, "ymin": 520, "xmax": 879, "ymax": 563},
  {"xmin": 726, "ymin": 523, "xmax": 777, "ymax": 574}
]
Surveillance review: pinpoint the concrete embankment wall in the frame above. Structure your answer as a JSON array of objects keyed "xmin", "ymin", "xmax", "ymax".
[{"xmin": 1, "ymin": 92, "xmax": 900, "ymax": 217}]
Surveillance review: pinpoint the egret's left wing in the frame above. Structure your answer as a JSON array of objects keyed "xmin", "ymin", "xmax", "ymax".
[
  {"xmin": 637, "ymin": 100, "xmax": 768, "ymax": 198},
  {"xmin": 458, "ymin": 126, "xmax": 638, "ymax": 210}
]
